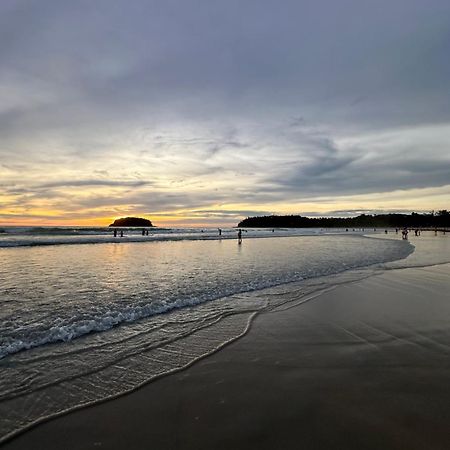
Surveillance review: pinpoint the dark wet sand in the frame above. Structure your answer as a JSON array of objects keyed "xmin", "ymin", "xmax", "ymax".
[{"xmin": 4, "ymin": 264, "xmax": 450, "ymax": 450}]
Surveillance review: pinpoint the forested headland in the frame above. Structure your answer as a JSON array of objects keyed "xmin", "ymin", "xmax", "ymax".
[{"xmin": 238, "ymin": 211, "xmax": 450, "ymax": 228}]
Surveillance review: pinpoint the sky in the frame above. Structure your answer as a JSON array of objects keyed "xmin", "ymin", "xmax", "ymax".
[{"xmin": 1, "ymin": 0, "xmax": 450, "ymax": 227}]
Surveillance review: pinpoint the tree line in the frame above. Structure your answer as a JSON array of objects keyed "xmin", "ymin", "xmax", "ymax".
[{"xmin": 238, "ymin": 211, "xmax": 450, "ymax": 228}]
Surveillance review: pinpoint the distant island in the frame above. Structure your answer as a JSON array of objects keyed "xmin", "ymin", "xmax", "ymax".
[
  {"xmin": 238, "ymin": 211, "xmax": 450, "ymax": 228},
  {"xmin": 109, "ymin": 217, "xmax": 154, "ymax": 227}
]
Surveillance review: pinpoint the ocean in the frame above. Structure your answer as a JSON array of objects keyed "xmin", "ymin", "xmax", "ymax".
[{"xmin": 1, "ymin": 227, "xmax": 449, "ymax": 443}]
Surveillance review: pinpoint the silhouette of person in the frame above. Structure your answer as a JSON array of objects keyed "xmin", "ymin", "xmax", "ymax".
[
  {"xmin": 218, "ymin": 228, "xmax": 222, "ymax": 236},
  {"xmin": 120, "ymin": 230, "xmax": 123, "ymax": 237},
  {"xmin": 113, "ymin": 229, "xmax": 117, "ymax": 237},
  {"xmin": 237, "ymin": 229, "xmax": 242, "ymax": 244}
]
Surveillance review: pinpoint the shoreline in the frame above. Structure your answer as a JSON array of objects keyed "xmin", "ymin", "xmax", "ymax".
[
  {"xmin": 3, "ymin": 261, "xmax": 450, "ymax": 449},
  {"xmin": 0, "ymin": 261, "xmax": 385, "ymax": 445}
]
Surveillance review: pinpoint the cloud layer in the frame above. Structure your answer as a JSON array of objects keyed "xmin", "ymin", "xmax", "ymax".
[{"xmin": 1, "ymin": 0, "xmax": 449, "ymax": 225}]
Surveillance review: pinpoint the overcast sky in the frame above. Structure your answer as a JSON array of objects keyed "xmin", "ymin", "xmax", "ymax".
[{"xmin": 1, "ymin": 0, "xmax": 449, "ymax": 226}]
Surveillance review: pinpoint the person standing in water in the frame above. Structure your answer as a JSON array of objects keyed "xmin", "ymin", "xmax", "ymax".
[
  {"xmin": 218, "ymin": 228, "xmax": 222, "ymax": 236},
  {"xmin": 237, "ymin": 229, "xmax": 242, "ymax": 244}
]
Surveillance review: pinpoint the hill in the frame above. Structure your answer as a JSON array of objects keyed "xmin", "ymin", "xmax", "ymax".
[
  {"xmin": 238, "ymin": 211, "xmax": 450, "ymax": 228},
  {"xmin": 109, "ymin": 217, "xmax": 153, "ymax": 227}
]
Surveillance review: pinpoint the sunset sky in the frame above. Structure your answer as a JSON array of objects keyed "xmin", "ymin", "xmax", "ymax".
[{"xmin": 1, "ymin": 0, "xmax": 450, "ymax": 227}]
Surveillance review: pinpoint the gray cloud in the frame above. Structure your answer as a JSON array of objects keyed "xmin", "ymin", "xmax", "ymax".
[
  {"xmin": 36, "ymin": 179, "xmax": 151, "ymax": 189},
  {"xmin": 2, "ymin": 0, "xmax": 449, "ymax": 127}
]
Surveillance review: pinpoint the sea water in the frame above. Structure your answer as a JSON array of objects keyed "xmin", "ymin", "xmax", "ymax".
[
  {"xmin": 0, "ymin": 225, "xmax": 345, "ymax": 247},
  {"xmin": 0, "ymin": 228, "xmax": 448, "ymax": 443}
]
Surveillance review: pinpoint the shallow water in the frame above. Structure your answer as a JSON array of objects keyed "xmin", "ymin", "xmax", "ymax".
[
  {"xmin": 0, "ymin": 234, "xmax": 410, "ymax": 358},
  {"xmin": 0, "ymin": 226, "xmax": 360, "ymax": 247},
  {"xmin": 377, "ymin": 231, "xmax": 450, "ymax": 269},
  {"xmin": 0, "ymin": 230, "xmax": 448, "ymax": 443}
]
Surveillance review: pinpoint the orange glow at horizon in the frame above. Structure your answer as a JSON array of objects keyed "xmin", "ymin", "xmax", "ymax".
[{"xmin": 1, "ymin": 184, "xmax": 450, "ymax": 228}]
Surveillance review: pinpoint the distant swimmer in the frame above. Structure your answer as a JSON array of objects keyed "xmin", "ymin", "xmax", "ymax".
[
  {"xmin": 385, "ymin": 229, "xmax": 388, "ymax": 234},
  {"xmin": 120, "ymin": 230, "xmax": 124, "ymax": 238},
  {"xmin": 218, "ymin": 228, "xmax": 222, "ymax": 236},
  {"xmin": 237, "ymin": 229, "xmax": 242, "ymax": 244},
  {"xmin": 142, "ymin": 229, "xmax": 145, "ymax": 236},
  {"xmin": 113, "ymin": 229, "xmax": 117, "ymax": 237},
  {"xmin": 272, "ymin": 229, "xmax": 275, "ymax": 232}
]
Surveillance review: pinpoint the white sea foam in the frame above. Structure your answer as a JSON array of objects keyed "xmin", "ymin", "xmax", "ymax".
[{"xmin": 0, "ymin": 268, "xmax": 386, "ymax": 444}]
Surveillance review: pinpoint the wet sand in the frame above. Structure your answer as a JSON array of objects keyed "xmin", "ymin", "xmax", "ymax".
[{"xmin": 4, "ymin": 263, "xmax": 450, "ymax": 450}]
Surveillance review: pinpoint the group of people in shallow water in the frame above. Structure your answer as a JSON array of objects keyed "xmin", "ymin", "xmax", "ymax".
[
  {"xmin": 111, "ymin": 226, "xmax": 446, "ymax": 242},
  {"xmin": 217, "ymin": 227, "xmax": 243, "ymax": 243},
  {"xmin": 111, "ymin": 228, "xmax": 245, "ymax": 241},
  {"xmin": 342, "ymin": 227, "xmax": 426, "ymax": 240},
  {"xmin": 112, "ymin": 228, "xmax": 150, "ymax": 237},
  {"xmin": 395, "ymin": 227, "xmax": 422, "ymax": 239},
  {"xmin": 400, "ymin": 228, "xmax": 409, "ymax": 240}
]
